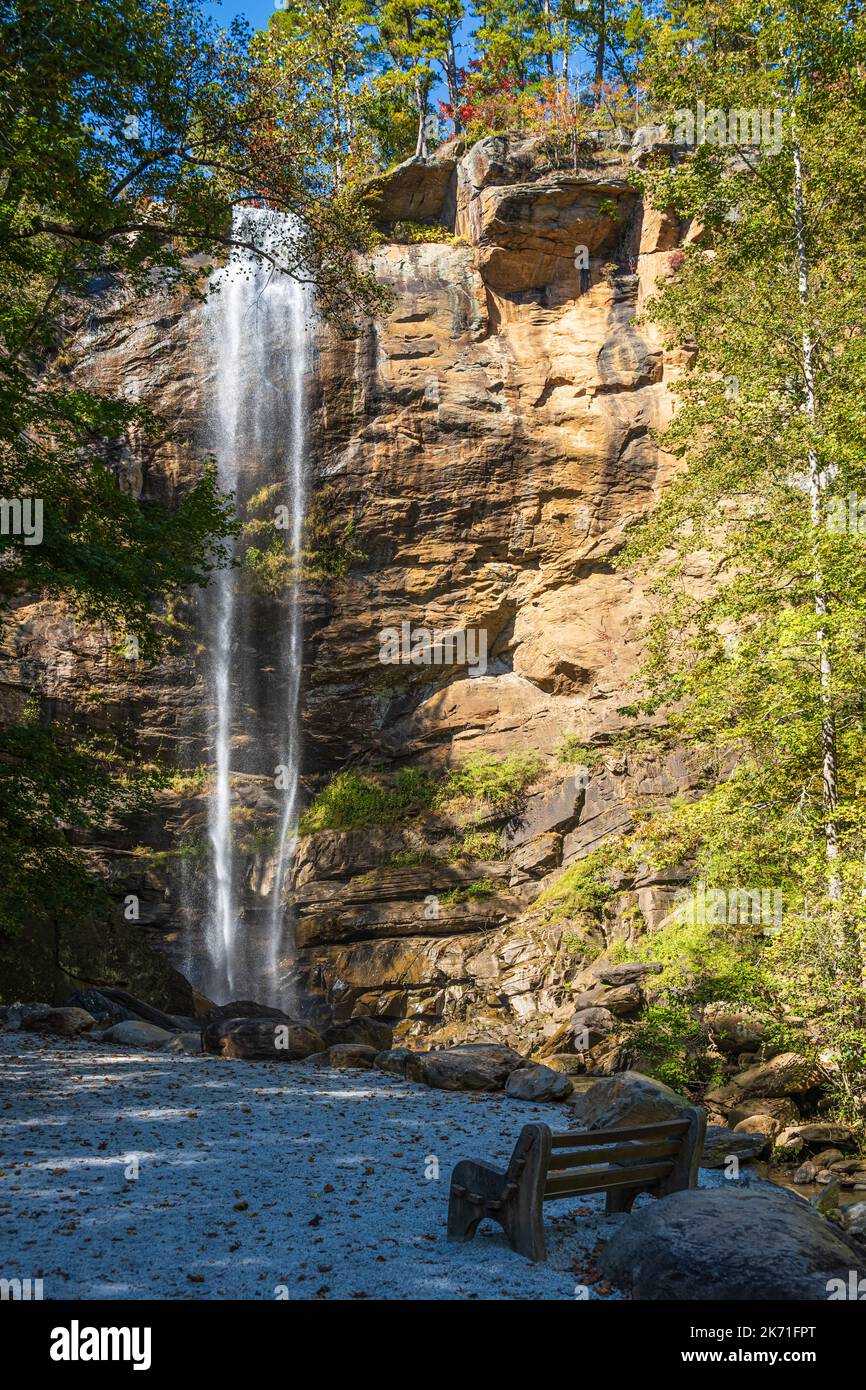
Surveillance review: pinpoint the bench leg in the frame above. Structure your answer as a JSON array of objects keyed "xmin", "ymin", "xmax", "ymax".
[
  {"xmin": 605, "ymin": 1186, "xmax": 640, "ymax": 1215},
  {"xmin": 447, "ymin": 1159, "xmax": 506, "ymax": 1244}
]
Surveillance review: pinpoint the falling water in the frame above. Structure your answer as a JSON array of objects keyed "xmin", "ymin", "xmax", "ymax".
[{"xmin": 202, "ymin": 206, "xmax": 310, "ymax": 1004}]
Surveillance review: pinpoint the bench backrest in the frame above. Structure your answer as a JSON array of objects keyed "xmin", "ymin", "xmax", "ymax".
[{"xmin": 541, "ymin": 1115, "xmax": 701, "ymax": 1200}]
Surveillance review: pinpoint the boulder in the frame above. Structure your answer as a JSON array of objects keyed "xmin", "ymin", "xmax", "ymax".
[
  {"xmin": 703, "ymin": 1005, "xmax": 770, "ymax": 1054},
  {"xmin": 793, "ymin": 1161, "xmax": 817, "ymax": 1185},
  {"xmin": 63, "ymin": 989, "xmax": 139, "ymax": 1026},
  {"xmin": 374, "ymin": 1047, "xmax": 416, "ymax": 1078},
  {"xmin": 707, "ymin": 1052, "xmax": 823, "ymax": 1104},
  {"xmin": 598, "ymin": 1181, "xmax": 866, "ymax": 1300},
  {"xmin": 593, "ymin": 963, "xmax": 663, "ymax": 987},
  {"xmin": 600, "ymin": 983, "xmax": 642, "ymax": 1016},
  {"xmin": 323, "ymin": 1018, "xmax": 393, "ymax": 1053},
  {"xmin": 204, "ymin": 1000, "xmax": 293, "ymax": 1024},
  {"xmin": 726, "ymin": 1096, "xmax": 799, "ymax": 1129},
  {"xmin": 505, "ymin": 1064, "xmax": 573, "ymax": 1102},
  {"xmin": 775, "ymin": 1123, "xmax": 856, "ymax": 1154},
  {"xmin": 101, "ymin": 1021, "xmax": 175, "ymax": 1047},
  {"xmin": 21, "ymin": 1006, "xmax": 95, "ymax": 1037},
  {"xmin": 573, "ymin": 1070, "xmax": 691, "ymax": 1130},
  {"xmin": 408, "ymin": 1043, "xmax": 526, "ymax": 1092},
  {"xmin": 700, "ymin": 1125, "xmax": 768, "ymax": 1166},
  {"xmin": 362, "ymin": 155, "xmax": 456, "ymax": 227},
  {"xmin": 1, "ymin": 1001, "xmax": 53, "ymax": 1030},
  {"xmin": 840, "ymin": 1201, "xmax": 866, "ymax": 1239},
  {"xmin": 327, "ymin": 1043, "xmax": 379, "ymax": 1070},
  {"xmin": 570, "ymin": 1006, "xmax": 616, "ymax": 1033},
  {"xmin": 201, "ymin": 1017, "xmax": 324, "ymax": 1061},
  {"xmin": 733, "ymin": 1114, "xmax": 784, "ymax": 1143},
  {"xmin": 542, "ymin": 1053, "xmax": 588, "ymax": 1076},
  {"xmin": 161, "ymin": 1032, "xmax": 203, "ymax": 1056}
]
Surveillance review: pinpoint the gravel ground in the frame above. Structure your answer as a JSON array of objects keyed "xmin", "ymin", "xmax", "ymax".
[{"xmin": 0, "ymin": 1032, "xmax": 632, "ymax": 1300}]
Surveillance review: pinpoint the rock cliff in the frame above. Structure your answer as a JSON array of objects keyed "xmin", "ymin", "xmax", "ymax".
[{"xmin": 1, "ymin": 132, "xmax": 699, "ymax": 1048}]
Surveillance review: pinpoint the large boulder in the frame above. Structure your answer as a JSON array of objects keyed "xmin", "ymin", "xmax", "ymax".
[
  {"xmin": 574, "ymin": 1071, "xmax": 691, "ymax": 1130},
  {"xmin": 374, "ymin": 1047, "xmax": 416, "ymax": 1078},
  {"xmin": 593, "ymin": 963, "xmax": 663, "ymax": 987},
  {"xmin": 201, "ymin": 1017, "xmax": 324, "ymax": 1061},
  {"xmin": 600, "ymin": 983, "xmax": 643, "ymax": 1016},
  {"xmin": 707, "ymin": 1052, "xmax": 823, "ymax": 1105},
  {"xmin": 20, "ymin": 1006, "xmax": 95, "ymax": 1037},
  {"xmin": 362, "ymin": 156, "xmax": 456, "ymax": 227},
  {"xmin": 505, "ymin": 1064, "xmax": 573, "ymax": 1102},
  {"xmin": 598, "ymin": 1182, "xmax": 866, "ymax": 1300},
  {"xmin": 102, "ymin": 1021, "xmax": 175, "ymax": 1048},
  {"xmin": 327, "ymin": 1043, "xmax": 379, "ymax": 1070},
  {"xmin": 323, "ymin": 1018, "xmax": 393, "ymax": 1053},
  {"xmin": 63, "ymin": 989, "xmax": 139, "ymax": 1027},
  {"xmin": 703, "ymin": 1005, "xmax": 771, "ymax": 1054},
  {"xmin": 775, "ymin": 1123, "xmax": 857, "ymax": 1156},
  {"xmin": 726, "ymin": 1096, "xmax": 800, "ymax": 1128},
  {"xmin": 204, "ymin": 1000, "xmax": 293, "ymax": 1024},
  {"xmin": 407, "ymin": 1043, "xmax": 526, "ymax": 1092},
  {"xmin": 700, "ymin": 1125, "xmax": 768, "ymax": 1166}
]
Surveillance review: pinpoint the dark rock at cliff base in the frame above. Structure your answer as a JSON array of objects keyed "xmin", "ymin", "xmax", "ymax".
[
  {"xmin": 202, "ymin": 1017, "xmax": 324, "ymax": 1060},
  {"xmin": 505, "ymin": 1063, "xmax": 573, "ymax": 1101},
  {"xmin": 21, "ymin": 1006, "xmax": 96, "ymax": 1037},
  {"xmin": 63, "ymin": 989, "xmax": 139, "ymax": 1027},
  {"xmin": 598, "ymin": 1182, "xmax": 866, "ymax": 1300},
  {"xmin": 399, "ymin": 1043, "xmax": 528, "ymax": 1091},
  {"xmin": 327, "ymin": 1043, "xmax": 380, "ymax": 1070},
  {"xmin": 374, "ymin": 1047, "xmax": 416, "ymax": 1078},
  {"xmin": 204, "ymin": 1000, "xmax": 294, "ymax": 1024},
  {"xmin": 573, "ymin": 1071, "xmax": 692, "ymax": 1130},
  {"xmin": 699, "ymin": 1125, "xmax": 769, "ymax": 1166},
  {"xmin": 322, "ymin": 1018, "xmax": 393, "ymax": 1053}
]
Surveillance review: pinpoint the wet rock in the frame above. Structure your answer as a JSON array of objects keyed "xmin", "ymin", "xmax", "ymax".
[
  {"xmin": 201, "ymin": 1017, "xmax": 324, "ymax": 1060},
  {"xmin": 0, "ymin": 1002, "xmax": 53, "ymax": 1030},
  {"xmin": 161, "ymin": 1031, "xmax": 203, "ymax": 1055},
  {"xmin": 598, "ymin": 1181, "xmax": 865, "ymax": 1300},
  {"xmin": 811, "ymin": 1180, "xmax": 841, "ymax": 1214},
  {"xmin": 505, "ymin": 1064, "xmax": 573, "ymax": 1102},
  {"xmin": 204, "ymin": 1000, "xmax": 293, "ymax": 1023},
  {"xmin": 840, "ymin": 1201, "xmax": 866, "ymax": 1239},
  {"xmin": 63, "ymin": 989, "xmax": 139, "ymax": 1026},
  {"xmin": 793, "ymin": 1161, "xmax": 817, "ymax": 1185}
]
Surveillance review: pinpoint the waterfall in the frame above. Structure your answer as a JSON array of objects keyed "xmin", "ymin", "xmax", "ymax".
[{"xmin": 201, "ymin": 206, "xmax": 310, "ymax": 1005}]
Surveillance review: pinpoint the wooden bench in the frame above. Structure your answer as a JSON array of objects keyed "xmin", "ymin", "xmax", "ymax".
[{"xmin": 447, "ymin": 1108, "xmax": 706, "ymax": 1262}]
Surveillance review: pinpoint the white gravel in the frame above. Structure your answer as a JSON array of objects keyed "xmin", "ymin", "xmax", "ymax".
[{"xmin": 0, "ymin": 1032, "xmax": 632, "ymax": 1300}]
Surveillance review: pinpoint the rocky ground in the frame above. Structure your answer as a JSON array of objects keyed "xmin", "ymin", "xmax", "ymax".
[
  {"xmin": 2, "ymin": 1025, "xmax": 864, "ymax": 1301},
  {"xmin": 0, "ymin": 1032, "xmax": 621, "ymax": 1300}
]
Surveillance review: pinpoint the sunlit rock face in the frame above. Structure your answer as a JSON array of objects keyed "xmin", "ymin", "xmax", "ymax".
[{"xmin": 3, "ymin": 134, "xmax": 698, "ymax": 1038}]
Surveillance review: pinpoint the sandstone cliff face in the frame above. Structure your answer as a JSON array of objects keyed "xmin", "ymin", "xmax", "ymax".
[{"xmin": 2, "ymin": 133, "xmax": 696, "ymax": 1039}]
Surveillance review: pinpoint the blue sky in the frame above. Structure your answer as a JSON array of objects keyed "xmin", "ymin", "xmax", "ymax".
[{"xmin": 204, "ymin": 1, "xmax": 475, "ymax": 104}]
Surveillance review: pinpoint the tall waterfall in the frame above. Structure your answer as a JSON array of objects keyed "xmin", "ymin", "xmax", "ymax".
[{"xmin": 201, "ymin": 206, "xmax": 310, "ymax": 1005}]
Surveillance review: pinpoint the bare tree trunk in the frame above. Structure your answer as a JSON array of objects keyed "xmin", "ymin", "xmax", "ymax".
[
  {"xmin": 793, "ymin": 133, "xmax": 840, "ymax": 897},
  {"xmin": 415, "ymin": 73, "xmax": 428, "ymax": 156},
  {"xmin": 542, "ymin": 0, "xmax": 554, "ymax": 78},
  {"xmin": 594, "ymin": 0, "xmax": 606, "ymax": 98},
  {"xmin": 444, "ymin": 26, "xmax": 462, "ymax": 133}
]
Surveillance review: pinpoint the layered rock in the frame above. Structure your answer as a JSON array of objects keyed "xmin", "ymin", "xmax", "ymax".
[{"xmin": 1, "ymin": 132, "xmax": 699, "ymax": 1034}]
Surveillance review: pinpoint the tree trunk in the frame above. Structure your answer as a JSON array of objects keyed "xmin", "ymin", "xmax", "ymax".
[
  {"xmin": 793, "ymin": 133, "xmax": 840, "ymax": 896},
  {"xmin": 594, "ymin": 0, "xmax": 606, "ymax": 97},
  {"xmin": 445, "ymin": 27, "xmax": 462, "ymax": 133},
  {"xmin": 415, "ymin": 73, "xmax": 428, "ymax": 157}
]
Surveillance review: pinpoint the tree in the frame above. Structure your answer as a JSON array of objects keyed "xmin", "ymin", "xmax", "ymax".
[{"xmin": 619, "ymin": 0, "xmax": 866, "ymax": 1118}]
